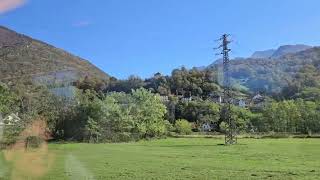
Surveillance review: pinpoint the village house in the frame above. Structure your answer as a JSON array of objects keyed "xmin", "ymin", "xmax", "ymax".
[
  {"xmin": 209, "ymin": 93, "xmax": 223, "ymax": 104},
  {"xmin": 159, "ymin": 95, "xmax": 169, "ymax": 102},
  {"xmin": 252, "ymin": 94, "xmax": 264, "ymax": 103},
  {"xmin": 238, "ymin": 99, "xmax": 246, "ymax": 108},
  {"xmin": 3, "ymin": 113, "xmax": 21, "ymax": 126},
  {"xmin": 201, "ymin": 122, "xmax": 216, "ymax": 132},
  {"xmin": 250, "ymin": 93, "xmax": 266, "ymax": 109},
  {"xmin": 181, "ymin": 96, "xmax": 193, "ymax": 102},
  {"xmin": 0, "ymin": 113, "xmax": 21, "ymax": 140}
]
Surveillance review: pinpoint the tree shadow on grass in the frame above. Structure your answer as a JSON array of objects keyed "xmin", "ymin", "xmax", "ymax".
[{"xmin": 215, "ymin": 143, "xmax": 248, "ymax": 146}]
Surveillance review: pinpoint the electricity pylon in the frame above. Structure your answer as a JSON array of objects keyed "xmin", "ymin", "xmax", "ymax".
[{"xmin": 216, "ymin": 34, "xmax": 237, "ymax": 145}]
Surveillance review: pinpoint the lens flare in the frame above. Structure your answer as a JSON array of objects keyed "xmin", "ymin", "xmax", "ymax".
[
  {"xmin": 3, "ymin": 119, "xmax": 55, "ymax": 179},
  {"xmin": 0, "ymin": 0, "xmax": 26, "ymax": 14}
]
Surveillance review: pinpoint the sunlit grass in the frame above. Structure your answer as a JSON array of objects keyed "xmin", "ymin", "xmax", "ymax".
[{"xmin": 1, "ymin": 138, "xmax": 320, "ymax": 179}]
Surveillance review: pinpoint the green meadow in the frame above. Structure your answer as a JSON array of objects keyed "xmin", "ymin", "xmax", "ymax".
[{"xmin": 1, "ymin": 138, "xmax": 320, "ymax": 180}]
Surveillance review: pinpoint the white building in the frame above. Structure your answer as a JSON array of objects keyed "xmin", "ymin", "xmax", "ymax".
[
  {"xmin": 201, "ymin": 122, "xmax": 217, "ymax": 132},
  {"xmin": 0, "ymin": 113, "xmax": 21, "ymax": 141},
  {"xmin": 202, "ymin": 123, "xmax": 211, "ymax": 132},
  {"xmin": 3, "ymin": 113, "xmax": 21, "ymax": 125},
  {"xmin": 159, "ymin": 96, "xmax": 169, "ymax": 102},
  {"xmin": 238, "ymin": 99, "xmax": 246, "ymax": 108}
]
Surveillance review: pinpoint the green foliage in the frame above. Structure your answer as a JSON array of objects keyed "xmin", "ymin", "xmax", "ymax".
[
  {"xmin": 85, "ymin": 117, "xmax": 102, "ymax": 143},
  {"xmin": 219, "ymin": 122, "xmax": 228, "ymax": 133},
  {"xmin": 280, "ymin": 63, "xmax": 320, "ymax": 100},
  {"xmin": 76, "ymin": 76, "xmax": 108, "ymax": 92},
  {"xmin": 170, "ymin": 67, "xmax": 220, "ymax": 97},
  {"xmin": 260, "ymin": 99, "xmax": 320, "ymax": 134},
  {"xmin": 0, "ymin": 83, "xmax": 21, "ymax": 145},
  {"xmin": 176, "ymin": 100, "xmax": 220, "ymax": 123},
  {"xmin": 300, "ymin": 87, "xmax": 320, "ymax": 101},
  {"xmin": 0, "ymin": 83, "xmax": 18, "ymax": 115},
  {"xmin": 131, "ymin": 88, "xmax": 167, "ymax": 138},
  {"xmin": 163, "ymin": 120, "xmax": 174, "ymax": 133},
  {"xmin": 59, "ymin": 88, "xmax": 168, "ymax": 142},
  {"xmin": 107, "ymin": 68, "xmax": 222, "ymax": 99},
  {"xmin": 175, "ymin": 119, "xmax": 192, "ymax": 135},
  {"xmin": 231, "ymin": 106, "xmax": 255, "ymax": 132},
  {"xmin": 1, "ymin": 123, "xmax": 24, "ymax": 146},
  {"xmin": 108, "ymin": 75, "xmax": 145, "ymax": 93},
  {"xmin": 1, "ymin": 83, "xmax": 77, "ymax": 146}
]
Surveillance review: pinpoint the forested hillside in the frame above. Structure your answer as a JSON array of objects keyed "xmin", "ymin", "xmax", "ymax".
[
  {"xmin": 103, "ymin": 46, "xmax": 320, "ymax": 101},
  {"xmin": 208, "ymin": 47, "xmax": 320, "ymax": 95},
  {"xmin": 0, "ymin": 26, "xmax": 111, "ymax": 86}
]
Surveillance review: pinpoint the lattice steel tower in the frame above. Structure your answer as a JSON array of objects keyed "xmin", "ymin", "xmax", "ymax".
[{"xmin": 217, "ymin": 34, "xmax": 237, "ymax": 145}]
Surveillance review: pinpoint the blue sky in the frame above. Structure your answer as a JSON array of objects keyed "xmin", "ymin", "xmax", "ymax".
[{"xmin": 1, "ymin": 0, "xmax": 320, "ymax": 79}]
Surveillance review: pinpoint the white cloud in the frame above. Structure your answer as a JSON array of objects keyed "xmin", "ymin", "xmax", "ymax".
[{"xmin": 0, "ymin": 0, "xmax": 26, "ymax": 14}]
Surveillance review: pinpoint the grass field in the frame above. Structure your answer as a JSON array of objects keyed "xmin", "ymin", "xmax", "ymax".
[{"xmin": 1, "ymin": 138, "xmax": 320, "ymax": 180}]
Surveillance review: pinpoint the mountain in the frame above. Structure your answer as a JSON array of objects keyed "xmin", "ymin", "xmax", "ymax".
[
  {"xmin": 0, "ymin": 26, "xmax": 111, "ymax": 86},
  {"xmin": 207, "ymin": 57, "xmax": 246, "ymax": 68},
  {"xmin": 251, "ymin": 44, "xmax": 312, "ymax": 59},
  {"xmin": 208, "ymin": 46, "xmax": 320, "ymax": 93},
  {"xmin": 251, "ymin": 49, "xmax": 276, "ymax": 59},
  {"xmin": 271, "ymin": 44, "xmax": 312, "ymax": 58}
]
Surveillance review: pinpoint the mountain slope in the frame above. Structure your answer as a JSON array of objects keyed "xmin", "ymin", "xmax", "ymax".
[
  {"xmin": 271, "ymin": 44, "xmax": 312, "ymax": 58},
  {"xmin": 0, "ymin": 26, "xmax": 110, "ymax": 85},
  {"xmin": 251, "ymin": 49, "xmax": 276, "ymax": 59},
  {"xmin": 250, "ymin": 44, "xmax": 312, "ymax": 59},
  {"xmin": 208, "ymin": 47, "xmax": 320, "ymax": 93}
]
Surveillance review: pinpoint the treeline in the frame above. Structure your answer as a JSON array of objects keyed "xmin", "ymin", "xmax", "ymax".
[
  {"xmin": 279, "ymin": 64, "xmax": 320, "ymax": 101},
  {"xmin": 56, "ymin": 88, "xmax": 169, "ymax": 142},
  {"xmin": 80, "ymin": 61, "xmax": 320, "ymax": 103},
  {"xmin": 0, "ymin": 83, "xmax": 171, "ymax": 144},
  {"xmin": 1, "ymin": 63, "xmax": 320, "ymax": 146},
  {"xmin": 1, "ymin": 82, "xmax": 253, "ymax": 145},
  {"xmin": 78, "ymin": 67, "xmax": 224, "ymax": 99},
  {"xmin": 257, "ymin": 100, "xmax": 320, "ymax": 134}
]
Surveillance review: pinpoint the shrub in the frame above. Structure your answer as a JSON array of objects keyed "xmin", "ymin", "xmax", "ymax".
[
  {"xmin": 175, "ymin": 119, "xmax": 192, "ymax": 135},
  {"xmin": 164, "ymin": 120, "xmax": 174, "ymax": 133},
  {"xmin": 220, "ymin": 122, "xmax": 228, "ymax": 133}
]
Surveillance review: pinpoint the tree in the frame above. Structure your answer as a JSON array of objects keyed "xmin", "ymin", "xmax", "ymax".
[
  {"xmin": 261, "ymin": 99, "xmax": 320, "ymax": 134},
  {"xmin": 85, "ymin": 117, "xmax": 102, "ymax": 143},
  {"xmin": 145, "ymin": 73, "xmax": 171, "ymax": 95},
  {"xmin": 76, "ymin": 76, "xmax": 107, "ymax": 92},
  {"xmin": 57, "ymin": 88, "xmax": 168, "ymax": 142},
  {"xmin": 231, "ymin": 106, "xmax": 255, "ymax": 133},
  {"xmin": 107, "ymin": 75, "xmax": 145, "ymax": 93},
  {"xmin": 131, "ymin": 88, "xmax": 167, "ymax": 138},
  {"xmin": 175, "ymin": 119, "xmax": 192, "ymax": 135},
  {"xmin": 175, "ymin": 100, "xmax": 220, "ymax": 125},
  {"xmin": 0, "ymin": 83, "xmax": 18, "ymax": 115}
]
